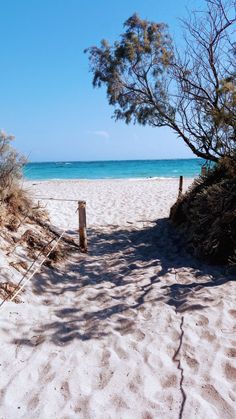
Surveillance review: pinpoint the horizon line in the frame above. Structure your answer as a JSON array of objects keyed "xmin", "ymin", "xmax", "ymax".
[{"xmin": 27, "ymin": 157, "xmax": 203, "ymax": 164}]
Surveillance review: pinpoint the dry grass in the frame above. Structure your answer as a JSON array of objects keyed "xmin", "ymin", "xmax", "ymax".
[
  {"xmin": 0, "ymin": 282, "xmax": 21, "ymax": 303},
  {"xmin": 0, "ymin": 183, "xmax": 48, "ymax": 232},
  {"xmin": 0, "ymin": 130, "xmax": 45, "ymax": 230},
  {"xmin": 0, "ymin": 132, "xmax": 80, "ymax": 306},
  {"xmin": 20, "ymin": 228, "xmax": 67, "ymax": 266}
]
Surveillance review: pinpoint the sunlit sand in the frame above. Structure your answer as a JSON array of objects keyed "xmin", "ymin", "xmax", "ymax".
[{"xmin": 0, "ymin": 178, "xmax": 235, "ymax": 418}]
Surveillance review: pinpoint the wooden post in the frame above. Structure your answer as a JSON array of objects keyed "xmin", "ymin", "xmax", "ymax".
[
  {"xmin": 78, "ymin": 201, "xmax": 87, "ymax": 252},
  {"xmin": 178, "ymin": 175, "xmax": 183, "ymax": 198}
]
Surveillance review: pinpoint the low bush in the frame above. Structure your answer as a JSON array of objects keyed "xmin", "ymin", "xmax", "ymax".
[
  {"xmin": 170, "ymin": 156, "xmax": 236, "ymax": 266},
  {"xmin": 0, "ymin": 131, "xmax": 42, "ymax": 228},
  {"xmin": 0, "ymin": 131, "xmax": 25, "ymax": 196}
]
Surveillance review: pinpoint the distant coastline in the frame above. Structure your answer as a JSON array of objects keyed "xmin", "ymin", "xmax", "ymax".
[{"xmin": 23, "ymin": 158, "xmax": 204, "ymax": 180}]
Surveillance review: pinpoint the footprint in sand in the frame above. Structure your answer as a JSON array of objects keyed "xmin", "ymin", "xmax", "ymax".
[
  {"xmin": 128, "ymin": 381, "xmax": 138, "ymax": 393},
  {"xmin": 94, "ymin": 370, "xmax": 114, "ymax": 390},
  {"xmin": 225, "ymin": 347, "xmax": 236, "ymax": 358},
  {"xmin": 135, "ymin": 329, "xmax": 146, "ymax": 341},
  {"xmin": 201, "ymin": 330, "xmax": 216, "ymax": 343},
  {"xmin": 141, "ymin": 412, "xmax": 154, "ymax": 419},
  {"xmin": 184, "ymin": 354, "xmax": 199, "ymax": 372},
  {"xmin": 196, "ymin": 314, "xmax": 209, "ymax": 326},
  {"xmin": 111, "ymin": 394, "xmax": 128, "ymax": 409},
  {"xmin": 74, "ymin": 396, "xmax": 90, "ymax": 416},
  {"xmin": 143, "ymin": 311, "xmax": 153, "ymax": 321},
  {"xmin": 60, "ymin": 381, "xmax": 70, "ymax": 400},
  {"xmin": 114, "ymin": 345, "xmax": 129, "ymax": 361},
  {"xmin": 201, "ymin": 384, "xmax": 235, "ymax": 419},
  {"xmin": 161, "ymin": 374, "xmax": 178, "ymax": 389},
  {"xmin": 100, "ymin": 349, "xmax": 111, "ymax": 366},
  {"xmin": 224, "ymin": 362, "xmax": 236, "ymax": 382},
  {"xmin": 115, "ymin": 318, "xmax": 135, "ymax": 336},
  {"xmin": 39, "ymin": 362, "xmax": 56, "ymax": 385},
  {"xmin": 27, "ymin": 394, "xmax": 40, "ymax": 410},
  {"xmin": 228, "ymin": 309, "xmax": 236, "ymax": 318},
  {"xmin": 128, "ymin": 372, "xmax": 143, "ymax": 393}
]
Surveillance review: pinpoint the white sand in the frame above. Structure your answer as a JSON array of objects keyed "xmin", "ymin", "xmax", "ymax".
[{"xmin": 0, "ymin": 178, "xmax": 235, "ymax": 419}]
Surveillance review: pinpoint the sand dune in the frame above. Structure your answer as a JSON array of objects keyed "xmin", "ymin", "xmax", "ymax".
[{"xmin": 0, "ymin": 178, "xmax": 235, "ymax": 418}]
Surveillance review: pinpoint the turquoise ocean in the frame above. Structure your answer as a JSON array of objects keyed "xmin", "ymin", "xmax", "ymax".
[{"xmin": 23, "ymin": 159, "xmax": 204, "ymax": 180}]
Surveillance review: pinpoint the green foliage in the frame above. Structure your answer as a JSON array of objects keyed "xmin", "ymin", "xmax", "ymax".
[
  {"xmin": 87, "ymin": 1, "xmax": 236, "ymax": 162},
  {"xmin": 86, "ymin": 14, "xmax": 174, "ymax": 127},
  {"xmin": 209, "ymin": 76, "xmax": 236, "ymax": 149}
]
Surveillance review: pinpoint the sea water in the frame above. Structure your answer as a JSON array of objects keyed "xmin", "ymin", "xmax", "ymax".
[{"xmin": 23, "ymin": 159, "xmax": 204, "ymax": 180}]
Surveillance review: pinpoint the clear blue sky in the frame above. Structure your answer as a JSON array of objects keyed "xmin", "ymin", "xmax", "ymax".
[{"xmin": 0, "ymin": 0, "xmax": 197, "ymax": 162}]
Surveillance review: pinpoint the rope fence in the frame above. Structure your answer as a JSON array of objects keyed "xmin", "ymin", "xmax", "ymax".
[
  {"xmin": 34, "ymin": 197, "xmax": 79, "ymax": 202},
  {"xmin": 34, "ymin": 196, "xmax": 88, "ymax": 252},
  {"xmin": 0, "ymin": 232, "xmax": 65, "ymax": 310},
  {"xmin": 0, "ymin": 198, "xmax": 88, "ymax": 309}
]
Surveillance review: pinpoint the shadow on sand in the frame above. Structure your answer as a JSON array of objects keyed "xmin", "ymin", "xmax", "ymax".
[{"xmin": 13, "ymin": 218, "xmax": 234, "ymax": 345}]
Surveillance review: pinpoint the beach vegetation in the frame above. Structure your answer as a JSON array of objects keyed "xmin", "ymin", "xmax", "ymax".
[
  {"xmin": 0, "ymin": 131, "xmax": 79, "ymax": 288},
  {"xmin": 86, "ymin": 0, "xmax": 236, "ymax": 163},
  {"xmin": 0, "ymin": 131, "xmax": 26, "ymax": 198},
  {"xmin": 170, "ymin": 154, "xmax": 236, "ymax": 267},
  {"xmin": 0, "ymin": 131, "xmax": 42, "ymax": 230}
]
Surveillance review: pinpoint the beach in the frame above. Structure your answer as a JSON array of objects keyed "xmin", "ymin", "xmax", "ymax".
[{"xmin": 1, "ymin": 177, "xmax": 235, "ymax": 418}]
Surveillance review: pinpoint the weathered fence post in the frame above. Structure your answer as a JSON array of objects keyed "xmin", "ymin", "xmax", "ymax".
[
  {"xmin": 178, "ymin": 175, "xmax": 183, "ymax": 198},
  {"xmin": 78, "ymin": 201, "xmax": 87, "ymax": 252}
]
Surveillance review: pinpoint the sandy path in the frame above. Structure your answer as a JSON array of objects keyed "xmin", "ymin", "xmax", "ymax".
[{"xmin": 0, "ymin": 178, "xmax": 235, "ymax": 418}]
